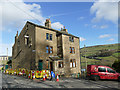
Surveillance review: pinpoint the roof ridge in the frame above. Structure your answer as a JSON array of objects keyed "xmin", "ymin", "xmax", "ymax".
[{"xmin": 27, "ymin": 21, "xmax": 79, "ymax": 38}]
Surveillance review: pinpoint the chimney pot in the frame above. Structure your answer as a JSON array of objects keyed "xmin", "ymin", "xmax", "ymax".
[
  {"xmin": 17, "ymin": 31, "xmax": 18, "ymax": 36},
  {"xmin": 45, "ymin": 18, "xmax": 51, "ymax": 28},
  {"xmin": 64, "ymin": 26, "xmax": 65, "ymax": 29}
]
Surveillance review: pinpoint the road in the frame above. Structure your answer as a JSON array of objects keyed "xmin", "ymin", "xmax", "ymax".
[{"xmin": 1, "ymin": 72, "xmax": 120, "ymax": 89}]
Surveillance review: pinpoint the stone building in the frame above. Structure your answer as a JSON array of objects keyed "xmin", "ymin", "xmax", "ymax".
[
  {"xmin": 12, "ymin": 19, "xmax": 81, "ymax": 76},
  {"xmin": 0, "ymin": 56, "xmax": 8, "ymax": 65},
  {"xmin": 0, "ymin": 56, "xmax": 12, "ymax": 70}
]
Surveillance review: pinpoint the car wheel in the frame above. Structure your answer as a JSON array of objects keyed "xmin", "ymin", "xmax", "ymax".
[{"xmin": 94, "ymin": 76, "xmax": 99, "ymax": 81}]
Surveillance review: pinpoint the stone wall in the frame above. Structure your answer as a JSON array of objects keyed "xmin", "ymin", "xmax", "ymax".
[
  {"xmin": 35, "ymin": 27, "xmax": 57, "ymax": 71},
  {"xmin": 12, "ymin": 22, "xmax": 35, "ymax": 70}
]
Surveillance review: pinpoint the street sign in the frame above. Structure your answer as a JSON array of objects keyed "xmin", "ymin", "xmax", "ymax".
[{"xmin": 51, "ymin": 71, "xmax": 55, "ymax": 78}]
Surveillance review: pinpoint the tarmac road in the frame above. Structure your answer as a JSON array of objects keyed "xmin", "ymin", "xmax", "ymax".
[{"xmin": 1, "ymin": 72, "xmax": 120, "ymax": 89}]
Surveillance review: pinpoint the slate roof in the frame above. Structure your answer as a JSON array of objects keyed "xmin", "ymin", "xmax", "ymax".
[{"xmin": 27, "ymin": 21, "xmax": 79, "ymax": 38}]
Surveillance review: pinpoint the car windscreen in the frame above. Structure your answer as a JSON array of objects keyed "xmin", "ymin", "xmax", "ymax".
[{"xmin": 107, "ymin": 68, "xmax": 115, "ymax": 73}]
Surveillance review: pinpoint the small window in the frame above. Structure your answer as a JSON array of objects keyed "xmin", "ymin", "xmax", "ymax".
[
  {"xmin": 50, "ymin": 34, "xmax": 52, "ymax": 40},
  {"xmin": 50, "ymin": 46, "xmax": 53, "ymax": 53},
  {"xmin": 72, "ymin": 47, "xmax": 75, "ymax": 53},
  {"xmin": 73, "ymin": 59, "xmax": 76, "ymax": 67},
  {"xmin": 70, "ymin": 47, "xmax": 75, "ymax": 54},
  {"xmin": 27, "ymin": 38, "xmax": 29, "ymax": 45},
  {"xmin": 70, "ymin": 47, "xmax": 72, "ymax": 53},
  {"xmin": 69, "ymin": 36, "xmax": 74, "ymax": 42},
  {"xmin": 46, "ymin": 33, "xmax": 52, "ymax": 41},
  {"xmin": 98, "ymin": 67, "xmax": 106, "ymax": 72},
  {"xmin": 46, "ymin": 46, "xmax": 49, "ymax": 53},
  {"xmin": 70, "ymin": 60, "xmax": 72, "ymax": 68},
  {"xmin": 46, "ymin": 46, "xmax": 53, "ymax": 54},
  {"xmin": 69, "ymin": 37, "xmax": 71, "ymax": 41},
  {"xmin": 107, "ymin": 68, "xmax": 115, "ymax": 73},
  {"xmin": 70, "ymin": 59, "xmax": 76, "ymax": 68},
  {"xmin": 58, "ymin": 62, "xmax": 63, "ymax": 68},
  {"xmin": 46, "ymin": 33, "xmax": 49, "ymax": 40},
  {"xmin": 25, "ymin": 35, "xmax": 29, "ymax": 45},
  {"xmin": 71, "ymin": 37, "xmax": 74, "ymax": 42}
]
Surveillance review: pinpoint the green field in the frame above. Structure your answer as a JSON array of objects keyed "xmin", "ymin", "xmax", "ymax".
[{"xmin": 80, "ymin": 43, "xmax": 119, "ymax": 69}]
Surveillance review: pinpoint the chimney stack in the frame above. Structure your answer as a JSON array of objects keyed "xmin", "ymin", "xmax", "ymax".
[
  {"xmin": 61, "ymin": 26, "xmax": 68, "ymax": 32},
  {"xmin": 15, "ymin": 31, "xmax": 18, "ymax": 43},
  {"xmin": 16, "ymin": 31, "xmax": 18, "ymax": 36},
  {"xmin": 45, "ymin": 18, "xmax": 51, "ymax": 28}
]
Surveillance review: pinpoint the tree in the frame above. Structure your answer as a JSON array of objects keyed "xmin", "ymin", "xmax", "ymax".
[{"xmin": 112, "ymin": 60, "xmax": 120, "ymax": 73}]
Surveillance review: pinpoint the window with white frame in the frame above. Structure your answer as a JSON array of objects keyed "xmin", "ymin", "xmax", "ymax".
[{"xmin": 70, "ymin": 59, "xmax": 76, "ymax": 68}]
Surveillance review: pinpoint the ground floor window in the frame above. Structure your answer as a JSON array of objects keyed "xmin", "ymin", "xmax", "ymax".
[
  {"xmin": 70, "ymin": 59, "xmax": 76, "ymax": 68},
  {"xmin": 58, "ymin": 61, "xmax": 64, "ymax": 68}
]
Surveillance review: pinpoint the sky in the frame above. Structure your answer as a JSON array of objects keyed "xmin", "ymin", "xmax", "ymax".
[{"xmin": 0, "ymin": 0, "xmax": 119, "ymax": 56}]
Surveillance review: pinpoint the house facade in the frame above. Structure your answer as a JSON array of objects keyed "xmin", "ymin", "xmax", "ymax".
[
  {"xmin": 12, "ymin": 19, "xmax": 81, "ymax": 76},
  {"xmin": 0, "ymin": 56, "xmax": 8, "ymax": 65},
  {"xmin": 0, "ymin": 56, "xmax": 12, "ymax": 70}
]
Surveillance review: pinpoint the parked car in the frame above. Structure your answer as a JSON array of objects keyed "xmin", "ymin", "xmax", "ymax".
[{"xmin": 87, "ymin": 65, "xmax": 120, "ymax": 81}]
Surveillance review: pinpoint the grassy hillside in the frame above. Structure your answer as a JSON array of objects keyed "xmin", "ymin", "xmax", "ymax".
[{"xmin": 80, "ymin": 43, "xmax": 119, "ymax": 69}]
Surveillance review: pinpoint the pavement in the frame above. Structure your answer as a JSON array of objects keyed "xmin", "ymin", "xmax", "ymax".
[{"xmin": 1, "ymin": 72, "xmax": 120, "ymax": 89}]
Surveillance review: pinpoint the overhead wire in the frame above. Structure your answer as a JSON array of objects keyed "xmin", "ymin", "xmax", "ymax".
[{"xmin": 6, "ymin": 0, "xmax": 42, "ymax": 23}]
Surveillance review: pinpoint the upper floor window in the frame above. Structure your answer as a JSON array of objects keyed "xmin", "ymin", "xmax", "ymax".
[
  {"xmin": 50, "ymin": 46, "xmax": 53, "ymax": 53},
  {"xmin": 50, "ymin": 34, "xmax": 52, "ymax": 40},
  {"xmin": 69, "ymin": 36, "xmax": 74, "ymax": 42},
  {"xmin": 58, "ymin": 61, "xmax": 64, "ymax": 68},
  {"xmin": 24, "ymin": 35, "xmax": 29, "ymax": 45},
  {"xmin": 46, "ymin": 46, "xmax": 53, "ymax": 54},
  {"xmin": 70, "ymin": 47, "xmax": 75, "ymax": 54},
  {"xmin": 46, "ymin": 33, "xmax": 52, "ymax": 41},
  {"xmin": 46, "ymin": 46, "xmax": 49, "ymax": 53},
  {"xmin": 46, "ymin": 33, "xmax": 49, "ymax": 40}
]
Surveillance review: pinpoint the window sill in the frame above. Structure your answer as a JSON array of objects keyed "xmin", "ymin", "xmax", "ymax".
[
  {"xmin": 70, "ymin": 67, "xmax": 76, "ymax": 68},
  {"xmin": 46, "ymin": 39, "xmax": 53, "ymax": 41}
]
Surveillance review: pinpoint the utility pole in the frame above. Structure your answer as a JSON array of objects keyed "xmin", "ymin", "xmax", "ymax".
[
  {"xmin": 7, "ymin": 48, "xmax": 8, "ymax": 57},
  {"xmin": 80, "ymin": 48, "xmax": 82, "ymax": 69},
  {"xmin": 84, "ymin": 45, "xmax": 87, "ymax": 71}
]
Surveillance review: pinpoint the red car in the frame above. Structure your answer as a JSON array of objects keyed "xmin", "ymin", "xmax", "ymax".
[{"xmin": 87, "ymin": 65, "xmax": 120, "ymax": 81}]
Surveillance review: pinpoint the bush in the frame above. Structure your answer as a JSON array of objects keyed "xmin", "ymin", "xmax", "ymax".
[{"xmin": 112, "ymin": 60, "xmax": 120, "ymax": 73}]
